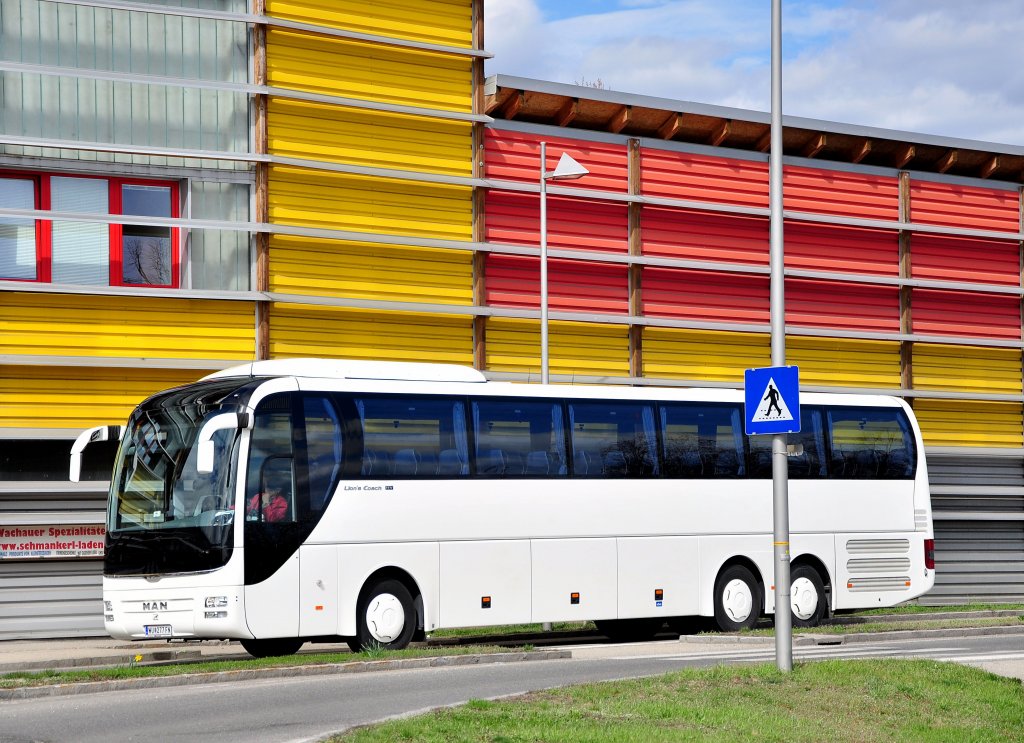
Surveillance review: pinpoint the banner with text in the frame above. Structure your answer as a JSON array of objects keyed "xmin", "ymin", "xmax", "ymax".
[{"xmin": 0, "ymin": 526, "xmax": 105, "ymax": 560}]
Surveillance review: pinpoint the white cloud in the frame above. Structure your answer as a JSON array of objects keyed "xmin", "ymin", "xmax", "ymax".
[{"xmin": 485, "ymin": 0, "xmax": 1024, "ymax": 145}]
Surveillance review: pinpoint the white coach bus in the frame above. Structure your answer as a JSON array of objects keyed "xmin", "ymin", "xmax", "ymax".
[{"xmin": 71, "ymin": 359, "xmax": 935, "ymax": 658}]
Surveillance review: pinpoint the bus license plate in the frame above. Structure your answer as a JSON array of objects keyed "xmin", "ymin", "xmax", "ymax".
[{"xmin": 145, "ymin": 624, "xmax": 172, "ymax": 637}]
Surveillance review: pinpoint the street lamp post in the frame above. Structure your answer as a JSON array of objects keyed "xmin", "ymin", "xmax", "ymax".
[{"xmin": 539, "ymin": 142, "xmax": 589, "ymax": 384}]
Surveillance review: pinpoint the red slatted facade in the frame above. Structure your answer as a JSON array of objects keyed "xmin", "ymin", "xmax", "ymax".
[
  {"xmin": 784, "ymin": 223, "xmax": 898, "ymax": 276},
  {"xmin": 484, "ymin": 255, "xmax": 628, "ymax": 314},
  {"xmin": 483, "ymin": 129, "xmax": 628, "ymax": 192},
  {"xmin": 783, "ymin": 165, "xmax": 899, "ymax": 220},
  {"xmin": 910, "ymin": 180, "xmax": 1020, "ymax": 233},
  {"xmin": 786, "ymin": 279, "xmax": 900, "ymax": 333},
  {"xmin": 641, "ymin": 208, "xmax": 768, "ymax": 265},
  {"xmin": 912, "ymin": 290, "xmax": 1021, "ymax": 340},
  {"xmin": 484, "ymin": 192, "xmax": 628, "ymax": 253},
  {"xmin": 911, "ymin": 234, "xmax": 1020, "ymax": 286},
  {"xmin": 640, "ymin": 148, "xmax": 768, "ymax": 207},
  {"xmin": 641, "ymin": 268, "xmax": 769, "ymax": 324}
]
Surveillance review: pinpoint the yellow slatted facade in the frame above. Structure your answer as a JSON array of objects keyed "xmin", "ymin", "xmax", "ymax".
[
  {"xmin": 913, "ymin": 343, "xmax": 1023, "ymax": 395},
  {"xmin": 266, "ymin": 29, "xmax": 472, "ymax": 112},
  {"xmin": 486, "ymin": 319, "xmax": 630, "ymax": 378},
  {"xmin": 268, "ymin": 99, "xmax": 472, "ymax": 177},
  {"xmin": 913, "ymin": 400, "xmax": 1024, "ymax": 448},
  {"xmin": 269, "ymin": 236, "xmax": 472, "ymax": 304},
  {"xmin": 267, "ymin": 0, "xmax": 473, "ymax": 49},
  {"xmin": 1, "ymin": 294, "xmax": 256, "ymax": 360},
  {"xmin": 269, "ymin": 305, "xmax": 473, "ymax": 364},
  {"xmin": 0, "ymin": 367, "xmax": 206, "ymax": 430},
  {"xmin": 268, "ymin": 165, "xmax": 472, "ymax": 241},
  {"xmin": 643, "ymin": 329, "xmax": 769, "ymax": 383},
  {"xmin": 261, "ymin": 5, "xmax": 476, "ymax": 390},
  {"xmin": 789, "ymin": 337, "xmax": 901, "ymax": 389}
]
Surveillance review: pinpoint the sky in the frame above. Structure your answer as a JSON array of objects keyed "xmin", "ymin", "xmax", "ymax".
[{"xmin": 483, "ymin": 0, "xmax": 1024, "ymax": 147}]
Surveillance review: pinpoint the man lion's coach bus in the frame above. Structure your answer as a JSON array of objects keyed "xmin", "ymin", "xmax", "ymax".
[{"xmin": 71, "ymin": 359, "xmax": 935, "ymax": 657}]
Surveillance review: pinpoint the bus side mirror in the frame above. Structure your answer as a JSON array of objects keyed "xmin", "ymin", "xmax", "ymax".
[
  {"xmin": 69, "ymin": 425, "xmax": 123, "ymax": 482},
  {"xmin": 196, "ymin": 413, "xmax": 251, "ymax": 474}
]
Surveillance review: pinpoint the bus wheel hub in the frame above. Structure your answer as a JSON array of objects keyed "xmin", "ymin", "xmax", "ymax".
[{"xmin": 366, "ymin": 593, "xmax": 405, "ymax": 643}]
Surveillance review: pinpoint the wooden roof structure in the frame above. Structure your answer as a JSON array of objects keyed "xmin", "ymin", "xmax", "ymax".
[{"xmin": 485, "ymin": 75, "xmax": 1024, "ymax": 182}]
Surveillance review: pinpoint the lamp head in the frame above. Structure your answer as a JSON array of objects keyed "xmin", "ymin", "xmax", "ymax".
[{"xmin": 547, "ymin": 152, "xmax": 589, "ymax": 181}]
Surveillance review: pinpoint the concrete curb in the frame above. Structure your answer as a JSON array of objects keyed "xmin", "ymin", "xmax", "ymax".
[
  {"xmin": 0, "ymin": 650, "xmax": 572, "ymax": 701},
  {"xmin": 680, "ymin": 624, "xmax": 1024, "ymax": 647}
]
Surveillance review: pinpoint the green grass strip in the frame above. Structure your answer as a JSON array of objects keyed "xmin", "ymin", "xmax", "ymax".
[{"xmin": 336, "ymin": 659, "xmax": 1024, "ymax": 742}]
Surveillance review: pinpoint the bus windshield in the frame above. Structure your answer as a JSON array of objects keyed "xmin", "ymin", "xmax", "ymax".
[{"xmin": 106, "ymin": 379, "xmax": 258, "ymax": 576}]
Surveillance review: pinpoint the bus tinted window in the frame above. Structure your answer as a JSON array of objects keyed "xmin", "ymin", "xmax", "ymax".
[
  {"xmin": 568, "ymin": 402, "xmax": 659, "ymax": 478},
  {"xmin": 660, "ymin": 403, "xmax": 744, "ymax": 478},
  {"xmin": 748, "ymin": 408, "xmax": 828, "ymax": 479},
  {"xmin": 303, "ymin": 395, "xmax": 343, "ymax": 508},
  {"xmin": 472, "ymin": 399, "xmax": 567, "ymax": 477},
  {"xmin": 827, "ymin": 407, "xmax": 915, "ymax": 480},
  {"xmin": 356, "ymin": 396, "xmax": 469, "ymax": 478}
]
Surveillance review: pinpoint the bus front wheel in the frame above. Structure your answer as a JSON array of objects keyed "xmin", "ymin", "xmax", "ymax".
[
  {"xmin": 713, "ymin": 565, "xmax": 762, "ymax": 632},
  {"xmin": 240, "ymin": 637, "xmax": 304, "ymax": 658},
  {"xmin": 349, "ymin": 578, "xmax": 416, "ymax": 652}
]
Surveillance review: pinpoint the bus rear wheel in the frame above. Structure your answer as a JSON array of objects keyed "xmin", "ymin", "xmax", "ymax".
[
  {"xmin": 713, "ymin": 565, "xmax": 762, "ymax": 632},
  {"xmin": 240, "ymin": 638, "xmax": 304, "ymax": 658},
  {"xmin": 790, "ymin": 565, "xmax": 827, "ymax": 627},
  {"xmin": 349, "ymin": 578, "xmax": 416, "ymax": 652}
]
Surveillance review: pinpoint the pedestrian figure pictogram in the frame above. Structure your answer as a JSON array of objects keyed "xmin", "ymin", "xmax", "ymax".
[{"xmin": 750, "ymin": 377, "xmax": 794, "ymax": 423}]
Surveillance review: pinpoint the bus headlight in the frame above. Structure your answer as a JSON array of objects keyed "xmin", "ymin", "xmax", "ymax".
[{"xmin": 205, "ymin": 596, "xmax": 228, "ymax": 608}]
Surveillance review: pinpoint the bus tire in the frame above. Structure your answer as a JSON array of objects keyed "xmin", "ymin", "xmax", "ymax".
[
  {"xmin": 595, "ymin": 618, "xmax": 665, "ymax": 642},
  {"xmin": 240, "ymin": 637, "xmax": 304, "ymax": 658},
  {"xmin": 790, "ymin": 564, "xmax": 827, "ymax": 628},
  {"xmin": 713, "ymin": 564, "xmax": 761, "ymax": 632},
  {"xmin": 351, "ymin": 578, "xmax": 416, "ymax": 652}
]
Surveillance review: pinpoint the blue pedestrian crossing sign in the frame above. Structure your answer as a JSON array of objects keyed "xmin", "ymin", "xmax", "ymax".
[{"xmin": 745, "ymin": 365, "xmax": 800, "ymax": 435}]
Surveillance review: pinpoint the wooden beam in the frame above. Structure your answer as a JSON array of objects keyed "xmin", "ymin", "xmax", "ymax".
[
  {"xmin": 979, "ymin": 155, "xmax": 1000, "ymax": 179},
  {"xmin": 607, "ymin": 105, "xmax": 632, "ymax": 134},
  {"xmin": 892, "ymin": 144, "xmax": 915, "ymax": 169},
  {"xmin": 755, "ymin": 128, "xmax": 771, "ymax": 152},
  {"xmin": 801, "ymin": 133, "xmax": 826, "ymax": 159},
  {"xmin": 851, "ymin": 139, "xmax": 871, "ymax": 164},
  {"xmin": 708, "ymin": 119, "xmax": 730, "ymax": 147},
  {"xmin": 657, "ymin": 112, "xmax": 683, "ymax": 140},
  {"xmin": 555, "ymin": 98, "xmax": 579, "ymax": 128},
  {"xmin": 936, "ymin": 149, "xmax": 958, "ymax": 174},
  {"xmin": 497, "ymin": 90, "xmax": 524, "ymax": 119}
]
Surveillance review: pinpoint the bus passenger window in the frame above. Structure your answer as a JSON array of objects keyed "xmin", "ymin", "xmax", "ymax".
[
  {"xmin": 471, "ymin": 399, "xmax": 567, "ymax": 478},
  {"xmin": 660, "ymin": 403, "xmax": 743, "ymax": 479},
  {"xmin": 748, "ymin": 408, "xmax": 827, "ymax": 479},
  {"xmin": 827, "ymin": 407, "xmax": 916, "ymax": 480},
  {"xmin": 354, "ymin": 396, "xmax": 469, "ymax": 478},
  {"xmin": 569, "ymin": 401, "xmax": 659, "ymax": 478}
]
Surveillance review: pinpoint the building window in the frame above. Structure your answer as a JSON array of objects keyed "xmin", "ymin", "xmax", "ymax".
[{"xmin": 0, "ymin": 172, "xmax": 179, "ymax": 288}]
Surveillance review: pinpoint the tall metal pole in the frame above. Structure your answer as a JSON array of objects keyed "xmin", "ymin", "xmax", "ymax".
[
  {"xmin": 769, "ymin": 0, "xmax": 792, "ymax": 672},
  {"xmin": 540, "ymin": 141, "xmax": 550, "ymax": 385}
]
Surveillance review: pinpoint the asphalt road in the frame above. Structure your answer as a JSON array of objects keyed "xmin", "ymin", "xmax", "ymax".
[{"xmin": 3, "ymin": 631, "xmax": 1023, "ymax": 743}]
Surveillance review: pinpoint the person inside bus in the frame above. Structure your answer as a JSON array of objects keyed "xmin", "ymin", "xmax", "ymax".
[{"xmin": 246, "ymin": 462, "xmax": 290, "ymax": 522}]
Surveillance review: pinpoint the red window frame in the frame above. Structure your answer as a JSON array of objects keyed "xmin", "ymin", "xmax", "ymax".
[{"xmin": 0, "ymin": 170, "xmax": 180, "ymax": 288}]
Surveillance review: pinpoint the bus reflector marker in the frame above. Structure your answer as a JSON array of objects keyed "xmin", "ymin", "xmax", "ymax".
[
  {"xmin": 481, "ymin": 596, "xmax": 491, "ymax": 608},
  {"xmin": 654, "ymin": 589, "xmax": 664, "ymax": 600},
  {"xmin": 570, "ymin": 592, "xmax": 580, "ymax": 605},
  {"xmin": 315, "ymin": 605, "xmax": 323, "ymax": 611}
]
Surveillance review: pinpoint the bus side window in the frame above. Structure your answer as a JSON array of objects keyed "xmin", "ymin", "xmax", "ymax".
[
  {"xmin": 354, "ymin": 396, "xmax": 469, "ymax": 478},
  {"xmin": 661, "ymin": 403, "xmax": 743, "ymax": 479},
  {"xmin": 302, "ymin": 395, "xmax": 344, "ymax": 509},
  {"xmin": 826, "ymin": 407, "xmax": 915, "ymax": 480},
  {"xmin": 569, "ymin": 401, "xmax": 659, "ymax": 478},
  {"xmin": 471, "ymin": 399, "xmax": 567, "ymax": 478}
]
